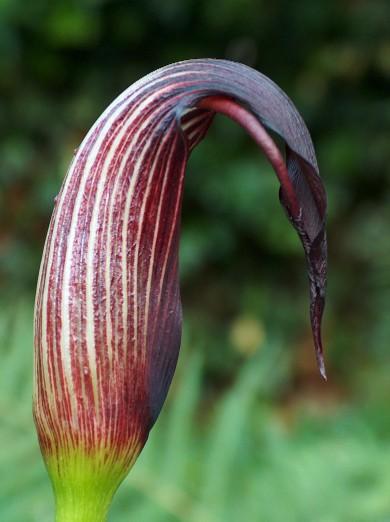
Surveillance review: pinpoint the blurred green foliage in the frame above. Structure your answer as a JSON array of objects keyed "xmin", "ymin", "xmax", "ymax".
[
  {"xmin": 0, "ymin": 0, "xmax": 389, "ymax": 520},
  {"xmin": 1, "ymin": 302, "xmax": 390, "ymax": 521}
]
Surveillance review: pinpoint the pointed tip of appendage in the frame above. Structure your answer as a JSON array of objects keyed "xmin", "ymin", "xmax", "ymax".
[
  {"xmin": 317, "ymin": 353, "xmax": 327, "ymax": 381},
  {"xmin": 314, "ymin": 317, "xmax": 327, "ymax": 381}
]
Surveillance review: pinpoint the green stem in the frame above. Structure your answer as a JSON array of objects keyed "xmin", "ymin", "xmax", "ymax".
[
  {"xmin": 55, "ymin": 493, "xmax": 113, "ymax": 522},
  {"xmin": 45, "ymin": 448, "xmax": 134, "ymax": 522}
]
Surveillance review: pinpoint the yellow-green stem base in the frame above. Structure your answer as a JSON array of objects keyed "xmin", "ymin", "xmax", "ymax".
[{"xmin": 45, "ymin": 446, "xmax": 140, "ymax": 522}]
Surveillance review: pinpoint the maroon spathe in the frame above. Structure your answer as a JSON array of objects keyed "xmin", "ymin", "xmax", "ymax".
[{"xmin": 34, "ymin": 60, "xmax": 327, "ymax": 464}]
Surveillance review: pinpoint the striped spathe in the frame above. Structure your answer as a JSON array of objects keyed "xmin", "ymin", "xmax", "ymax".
[{"xmin": 33, "ymin": 59, "xmax": 327, "ymax": 521}]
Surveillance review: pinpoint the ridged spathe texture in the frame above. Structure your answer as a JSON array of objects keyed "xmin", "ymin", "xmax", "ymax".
[{"xmin": 33, "ymin": 59, "xmax": 327, "ymax": 519}]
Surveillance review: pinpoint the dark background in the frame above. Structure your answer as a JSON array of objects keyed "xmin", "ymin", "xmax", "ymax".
[{"xmin": 0, "ymin": 1, "xmax": 389, "ymax": 520}]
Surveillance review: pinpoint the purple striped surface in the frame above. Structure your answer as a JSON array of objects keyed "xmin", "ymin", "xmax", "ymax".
[{"xmin": 34, "ymin": 59, "xmax": 327, "ymax": 474}]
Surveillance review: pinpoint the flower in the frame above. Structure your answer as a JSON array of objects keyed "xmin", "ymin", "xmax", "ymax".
[{"xmin": 33, "ymin": 59, "xmax": 327, "ymax": 521}]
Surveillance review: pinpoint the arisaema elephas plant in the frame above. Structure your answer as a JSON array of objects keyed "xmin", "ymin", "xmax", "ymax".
[{"xmin": 33, "ymin": 59, "xmax": 327, "ymax": 522}]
